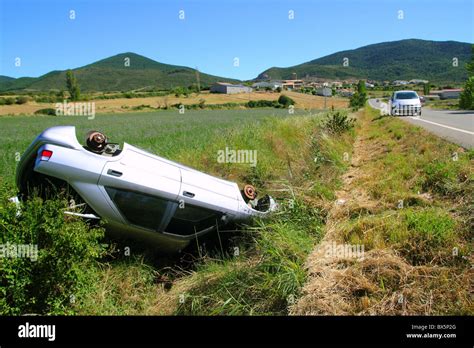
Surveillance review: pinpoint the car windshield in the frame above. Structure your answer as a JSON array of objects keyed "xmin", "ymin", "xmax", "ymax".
[{"xmin": 395, "ymin": 92, "xmax": 418, "ymax": 99}]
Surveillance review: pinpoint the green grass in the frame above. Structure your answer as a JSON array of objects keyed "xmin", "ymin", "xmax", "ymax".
[
  {"xmin": 0, "ymin": 108, "xmax": 311, "ymax": 183},
  {"xmin": 340, "ymin": 207, "xmax": 467, "ymax": 266},
  {"xmin": 0, "ymin": 108, "xmax": 355, "ymax": 315},
  {"xmin": 324, "ymin": 106, "xmax": 473, "ymax": 314},
  {"xmin": 175, "ymin": 201, "xmax": 325, "ymax": 315}
]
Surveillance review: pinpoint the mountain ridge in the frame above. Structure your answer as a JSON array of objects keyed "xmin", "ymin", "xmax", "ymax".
[
  {"xmin": 0, "ymin": 52, "xmax": 239, "ymax": 92},
  {"xmin": 257, "ymin": 39, "xmax": 472, "ymax": 83},
  {"xmin": 1, "ymin": 39, "xmax": 471, "ymax": 92}
]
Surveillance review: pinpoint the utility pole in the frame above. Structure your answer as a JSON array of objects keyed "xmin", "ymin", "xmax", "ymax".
[
  {"xmin": 195, "ymin": 67, "xmax": 201, "ymax": 92},
  {"xmin": 323, "ymin": 82, "xmax": 328, "ymax": 109}
]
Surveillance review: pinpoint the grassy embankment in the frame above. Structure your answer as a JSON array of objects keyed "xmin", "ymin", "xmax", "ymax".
[
  {"xmin": 0, "ymin": 108, "xmax": 354, "ymax": 315},
  {"xmin": 293, "ymin": 106, "xmax": 473, "ymax": 315}
]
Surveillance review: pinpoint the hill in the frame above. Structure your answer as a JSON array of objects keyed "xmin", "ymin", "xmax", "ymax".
[
  {"xmin": 257, "ymin": 39, "xmax": 472, "ymax": 83},
  {"xmin": 0, "ymin": 53, "xmax": 239, "ymax": 92}
]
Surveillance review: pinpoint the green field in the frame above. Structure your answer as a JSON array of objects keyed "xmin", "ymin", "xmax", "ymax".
[{"xmin": 0, "ymin": 108, "xmax": 315, "ymax": 183}]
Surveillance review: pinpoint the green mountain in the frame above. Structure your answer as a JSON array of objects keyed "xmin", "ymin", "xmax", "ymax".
[
  {"xmin": 257, "ymin": 39, "xmax": 472, "ymax": 83},
  {"xmin": 0, "ymin": 53, "xmax": 239, "ymax": 92}
]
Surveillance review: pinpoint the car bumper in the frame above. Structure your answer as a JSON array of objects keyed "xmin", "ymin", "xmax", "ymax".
[{"xmin": 392, "ymin": 106, "xmax": 421, "ymax": 116}]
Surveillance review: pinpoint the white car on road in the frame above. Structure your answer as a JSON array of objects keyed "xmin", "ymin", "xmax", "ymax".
[{"xmin": 390, "ymin": 90, "xmax": 422, "ymax": 116}]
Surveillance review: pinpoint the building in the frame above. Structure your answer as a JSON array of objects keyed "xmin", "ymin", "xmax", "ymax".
[
  {"xmin": 409, "ymin": 79, "xmax": 429, "ymax": 85},
  {"xmin": 392, "ymin": 80, "xmax": 409, "ymax": 86},
  {"xmin": 210, "ymin": 82, "xmax": 253, "ymax": 94},
  {"xmin": 338, "ymin": 89, "xmax": 354, "ymax": 97},
  {"xmin": 431, "ymin": 89, "xmax": 462, "ymax": 100},
  {"xmin": 316, "ymin": 87, "xmax": 332, "ymax": 97},
  {"xmin": 252, "ymin": 81, "xmax": 283, "ymax": 90},
  {"xmin": 281, "ymin": 79, "xmax": 304, "ymax": 90}
]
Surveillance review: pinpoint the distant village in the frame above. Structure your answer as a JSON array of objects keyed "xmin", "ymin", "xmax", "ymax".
[{"xmin": 210, "ymin": 76, "xmax": 462, "ymax": 100}]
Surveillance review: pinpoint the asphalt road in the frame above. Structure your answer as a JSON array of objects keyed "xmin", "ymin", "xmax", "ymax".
[{"xmin": 368, "ymin": 98, "xmax": 474, "ymax": 149}]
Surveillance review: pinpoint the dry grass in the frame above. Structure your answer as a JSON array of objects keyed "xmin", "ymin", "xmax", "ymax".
[
  {"xmin": 0, "ymin": 91, "xmax": 348, "ymax": 115},
  {"xmin": 291, "ymin": 107, "xmax": 473, "ymax": 316},
  {"xmin": 293, "ymin": 247, "xmax": 472, "ymax": 315}
]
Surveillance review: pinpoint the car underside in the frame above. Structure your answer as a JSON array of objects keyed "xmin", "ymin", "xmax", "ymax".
[{"xmin": 15, "ymin": 126, "xmax": 277, "ymax": 252}]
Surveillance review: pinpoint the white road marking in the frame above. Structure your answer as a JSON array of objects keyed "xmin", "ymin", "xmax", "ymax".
[{"xmin": 408, "ymin": 117, "xmax": 474, "ymax": 135}]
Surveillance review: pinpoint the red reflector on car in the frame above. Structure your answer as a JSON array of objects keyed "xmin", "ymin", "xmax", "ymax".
[{"xmin": 40, "ymin": 150, "xmax": 53, "ymax": 161}]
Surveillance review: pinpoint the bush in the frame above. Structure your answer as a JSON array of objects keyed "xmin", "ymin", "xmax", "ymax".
[
  {"xmin": 0, "ymin": 186, "xmax": 106, "ymax": 314},
  {"xmin": 34, "ymin": 108, "xmax": 57, "ymax": 116},
  {"xmin": 323, "ymin": 110, "xmax": 356, "ymax": 134},
  {"xmin": 246, "ymin": 100, "xmax": 278, "ymax": 108},
  {"xmin": 4, "ymin": 97, "xmax": 15, "ymax": 105},
  {"xmin": 278, "ymin": 95, "xmax": 295, "ymax": 107},
  {"xmin": 459, "ymin": 76, "xmax": 474, "ymax": 110},
  {"xmin": 15, "ymin": 96, "xmax": 29, "ymax": 105}
]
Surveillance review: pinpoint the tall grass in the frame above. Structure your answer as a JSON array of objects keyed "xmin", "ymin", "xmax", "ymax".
[{"xmin": 0, "ymin": 108, "xmax": 355, "ymax": 315}]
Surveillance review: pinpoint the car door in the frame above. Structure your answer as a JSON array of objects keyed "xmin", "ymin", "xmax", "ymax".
[{"xmin": 98, "ymin": 145, "xmax": 181, "ymax": 232}]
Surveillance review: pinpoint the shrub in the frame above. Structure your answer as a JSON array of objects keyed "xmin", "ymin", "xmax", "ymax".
[
  {"xmin": 0, "ymin": 186, "xmax": 106, "ymax": 314},
  {"xmin": 459, "ymin": 76, "xmax": 474, "ymax": 110},
  {"xmin": 278, "ymin": 95, "xmax": 295, "ymax": 107},
  {"xmin": 323, "ymin": 110, "xmax": 356, "ymax": 134},
  {"xmin": 34, "ymin": 108, "xmax": 57, "ymax": 116},
  {"xmin": 4, "ymin": 97, "xmax": 15, "ymax": 105},
  {"xmin": 15, "ymin": 96, "xmax": 29, "ymax": 105},
  {"xmin": 246, "ymin": 100, "xmax": 277, "ymax": 108}
]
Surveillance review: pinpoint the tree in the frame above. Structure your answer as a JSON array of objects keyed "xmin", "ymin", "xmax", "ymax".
[
  {"xmin": 466, "ymin": 44, "xmax": 474, "ymax": 76},
  {"xmin": 349, "ymin": 80, "xmax": 367, "ymax": 110},
  {"xmin": 423, "ymin": 83, "xmax": 430, "ymax": 96},
  {"xmin": 66, "ymin": 70, "xmax": 81, "ymax": 101},
  {"xmin": 278, "ymin": 94, "xmax": 295, "ymax": 107},
  {"xmin": 357, "ymin": 80, "xmax": 367, "ymax": 95},
  {"xmin": 459, "ymin": 77, "xmax": 474, "ymax": 110},
  {"xmin": 459, "ymin": 44, "xmax": 474, "ymax": 109}
]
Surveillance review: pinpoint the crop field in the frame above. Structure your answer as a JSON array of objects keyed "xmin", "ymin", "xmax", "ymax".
[{"xmin": 0, "ymin": 108, "xmax": 312, "ymax": 183}]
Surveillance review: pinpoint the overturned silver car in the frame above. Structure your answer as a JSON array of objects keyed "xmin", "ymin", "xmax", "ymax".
[{"xmin": 16, "ymin": 126, "xmax": 277, "ymax": 252}]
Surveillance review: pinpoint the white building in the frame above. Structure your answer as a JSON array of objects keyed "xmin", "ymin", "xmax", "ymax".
[
  {"xmin": 210, "ymin": 82, "xmax": 253, "ymax": 94},
  {"xmin": 252, "ymin": 81, "xmax": 283, "ymax": 90}
]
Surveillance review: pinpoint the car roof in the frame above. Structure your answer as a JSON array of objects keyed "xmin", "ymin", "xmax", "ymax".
[{"xmin": 394, "ymin": 90, "xmax": 418, "ymax": 93}]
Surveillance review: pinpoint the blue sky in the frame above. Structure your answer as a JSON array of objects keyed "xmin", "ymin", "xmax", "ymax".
[{"xmin": 1, "ymin": 0, "xmax": 472, "ymax": 80}]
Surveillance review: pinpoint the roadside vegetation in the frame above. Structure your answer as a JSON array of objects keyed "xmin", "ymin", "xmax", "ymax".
[
  {"xmin": 293, "ymin": 106, "xmax": 473, "ymax": 315},
  {"xmin": 0, "ymin": 108, "xmax": 355, "ymax": 315},
  {"xmin": 0, "ymin": 103, "xmax": 471, "ymax": 315},
  {"xmin": 349, "ymin": 80, "xmax": 367, "ymax": 110},
  {"xmin": 459, "ymin": 45, "xmax": 474, "ymax": 110}
]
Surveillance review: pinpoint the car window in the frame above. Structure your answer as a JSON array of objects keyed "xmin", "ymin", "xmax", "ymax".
[
  {"xmin": 395, "ymin": 92, "xmax": 418, "ymax": 99},
  {"xmin": 105, "ymin": 187, "xmax": 170, "ymax": 231},
  {"xmin": 166, "ymin": 204, "xmax": 219, "ymax": 236}
]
